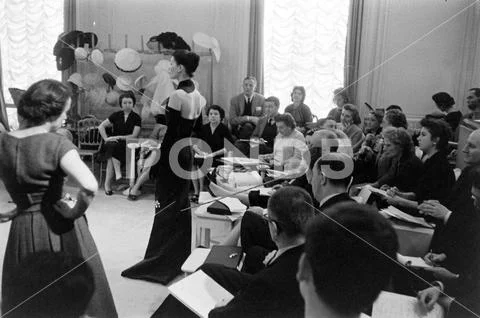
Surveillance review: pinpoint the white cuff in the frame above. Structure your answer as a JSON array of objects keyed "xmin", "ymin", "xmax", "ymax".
[{"xmin": 443, "ymin": 210, "xmax": 452, "ymax": 224}]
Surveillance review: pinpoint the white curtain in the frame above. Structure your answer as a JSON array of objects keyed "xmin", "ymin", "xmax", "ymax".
[
  {"xmin": 263, "ymin": 0, "xmax": 350, "ymax": 117},
  {"xmin": 0, "ymin": 0, "xmax": 63, "ymax": 104}
]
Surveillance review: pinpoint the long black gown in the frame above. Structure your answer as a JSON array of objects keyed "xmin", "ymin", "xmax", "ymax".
[{"xmin": 121, "ymin": 79, "xmax": 204, "ymax": 284}]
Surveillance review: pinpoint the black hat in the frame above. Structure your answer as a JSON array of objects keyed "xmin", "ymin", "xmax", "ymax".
[
  {"xmin": 102, "ymin": 73, "xmax": 116, "ymax": 89},
  {"xmin": 55, "ymin": 47, "xmax": 75, "ymax": 71},
  {"xmin": 432, "ymin": 92, "xmax": 455, "ymax": 109},
  {"xmin": 81, "ymin": 32, "xmax": 98, "ymax": 48}
]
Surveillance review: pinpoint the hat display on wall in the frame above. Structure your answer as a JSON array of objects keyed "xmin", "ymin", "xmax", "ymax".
[
  {"xmin": 192, "ymin": 32, "xmax": 221, "ymax": 62},
  {"xmin": 67, "ymin": 72, "xmax": 83, "ymax": 88},
  {"xmin": 82, "ymin": 32, "xmax": 98, "ymax": 48},
  {"xmin": 56, "ymin": 47, "xmax": 75, "ymax": 71},
  {"xmin": 116, "ymin": 75, "xmax": 133, "ymax": 91},
  {"xmin": 134, "ymin": 75, "xmax": 146, "ymax": 90},
  {"xmin": 114, "ymin": 48, "xmax": 142, "ymax": 72},
  {"xmin": 74, "ymin": 47, "xmax": 89, "ymax": 61},
  {"xmin": 102, "ymin": 73, "xmax": 116, "ymax": 90},
  {"xmin": 90, "ymin": 48, "xmax": 104, "ymax": 65}
]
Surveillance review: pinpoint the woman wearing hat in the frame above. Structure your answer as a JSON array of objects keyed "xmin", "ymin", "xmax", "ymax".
[
  {"xmin": 122, "ymin": 50, "xmax": 205, "ymax": 284},
  {"xmin": 432, "ymin": 92, "xmax": 461, "ymax": 140},
  {"xmin": 0, "ymin": 79, "xmax": 117, "ymax": 317},
  {"xmin": 98, "ymin": 91, "xmax": 141, "ymax": 195}
]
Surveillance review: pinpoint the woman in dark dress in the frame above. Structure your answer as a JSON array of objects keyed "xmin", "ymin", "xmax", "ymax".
[
  {"xmin": 191, "ymin": 104, "xmax": 233, "ymax": 201},
  {"xmin": 384, "ymin": 118, "xmax": 455, "ymax": 210},
  {"xmin": 371, "ymin": 127, "xmax": 423, "ymax": 192},
  {"xmin": 122, "ymin": 50, "xmax": 205, "ymax": 284},
  {"xmin": 98, "ymin": 91, "xmax": 141, "ymax": 194},
  {"xmin": 284, "ymin": 86, "xmax": 313, "ymax": 134},
  {"xmin": 0, "ymin": 79, "xmax": 117, "ymax": 317}
]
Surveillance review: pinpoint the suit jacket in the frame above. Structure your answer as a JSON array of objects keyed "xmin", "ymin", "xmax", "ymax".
[
  {"xmin": 208, "ymin": 245, "xmax": 305, "ymax": 318},
  {"xmin": 229, "ymin": 93, "xmax": 265, "ymax": 127},
  {"xmin": 319, "ymin": 192, "xmax": 354, "ymax": 211}
]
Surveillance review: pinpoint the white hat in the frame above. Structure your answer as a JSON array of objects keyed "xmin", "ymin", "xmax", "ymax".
[
  {"xmin": 116, "ymin": 75, "xmax": 133, "ymax": 91},
  {"xmin": 114, "ymin": 48, "xmax": 142, "ymax": 72},
  {"xmin": 211, "ymin": 36, "xmax": 221, "ymax": 62},
  {"xmin": 193, "ymin": 32, "xmax": 213, "ymax": 49},
  {"xmin": 90, "ymin": 48, "xmax": 104, "ymax": 65},
  {"xmin": 67, "ymin": 72, "xmax": 83, "ymax": 88},
  {"xmin": 134, "ymin": 75, "xmax": 146, "ymax": 90},
  {"xmin": 74, "ymin": 47, "xmax": 89, "ymax": 61}
]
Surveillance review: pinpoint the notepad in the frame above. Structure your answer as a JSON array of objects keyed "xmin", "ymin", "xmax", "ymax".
[
  {"xmin": 168, "ymin": 270, "xmax": 234, "ymax": 318},
  {"xmin": 381, "ymin": 205, "xmax": 434, "ymax": 228},
  {"xmin": 397, "ymin": 253, "xmax": 432, "ymax": 269},
  {"xmin": 372, "ymin": 291, "xmax": 444, "ymax": 318}
]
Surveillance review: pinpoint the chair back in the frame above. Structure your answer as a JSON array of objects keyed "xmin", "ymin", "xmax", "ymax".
[{"xmin": 77, "ymin": 117, "xmax": 102, "ymax": 150}]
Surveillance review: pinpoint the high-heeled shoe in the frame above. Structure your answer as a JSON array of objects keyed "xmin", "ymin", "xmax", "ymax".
[{"xmin": 105, "ymin": 189, "xmax": 113, "ymax": 196}]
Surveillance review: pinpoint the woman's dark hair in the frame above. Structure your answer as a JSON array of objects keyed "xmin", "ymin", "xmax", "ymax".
[
  {"xmin": 383, "ymin": 127, "xmax": 414, "ymax": 159},
  {"xmin": 173, "ymin": 50, "xmax": 200, "ymax": 77},
  {"xmin": 17, "ymin": 79, "xmax": 71, "ymax": 127},
  {"xmin": 342, "ymin": 104, "xmax": 361, "ymax": 125},
  {"xmin": 369, "ymin": 110, "xmax": 384, "ymax": 126},
  {"xmin": 207, "ymin": 104, "xmax": 225, "ymax": 119},
  {"xmin": 274, "ymin": 113, "xmax": 296, "ymax": 129},
  {"xmin": 432, "ymin": 92, "xmax": 455, "ymax": 112},
  {"xmin": 384, "ymin": 109, "xmax": 408, "ymax": 129},
  {"xmin": 291, "ymin": 86, "xmax": 306, "ymax": 103},
  {"xmin": 420, "ymin": 117, "xmax": 452, "ymax": 152},
  {"xmin": 155, "ymin": 32, "xmax": 191, "ymax": 51},
  {"xmin": 119, "ymin": 91, "xmax": 136, "ymax": 107},
  {"xmin": 386, "ymin": 105, "xmax": 403, "ymax": 112}
]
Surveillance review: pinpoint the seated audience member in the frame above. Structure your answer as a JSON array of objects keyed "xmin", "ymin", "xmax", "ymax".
[
  {"xmin": 192, "ymin": 105, "xmax": 234, "ymax": 201},
  {"xmin": 298, "ymin": 203, "xmax": 399, "ymax": 318},
  {"xmin": 386, "ymin": 104, "xmax": 403, "ymax": 112},
  {"xmin": 327, "ymin": 87, "xmax": 349, "ymax": 122},
  {"xmin": 341, "ymin": 104, "xmax": 365, "ymax": 153},
  {"xmin": 6, "ymin": 252, "xmax": 94, "ymax": 318},
  {"xmin": 239, "ymin": 152, "xmax": 355, "ymax": 274},
  {"xmin": 353, "ymin": 110, "xmax": 385, "ymax": 183},
  {"xmin": 154, "ymin": 186, "xmax": 314, "ymax": 318},
  {"xmin": 235, "ymin": 96, "xmax": 279, "ymax": 156},
  {"xmin": 229, "ymin": 76, "xmax": 265, "ymax": 139},
  {"xmin": 432, "ymin": 92, "xmax": 462, "ymax": 139},
  {"xmin": 285, "ymin": 86, "xmax": 313, "ymax": 134},
  {"xmin": 382, "ymin": 109, "xmax": 408, "ymax": 129},
  {"xmin": 384, "ymin": 118, "xmax": 455, "ymax": 211},
  {"xmin": 123, "ymin": 123, "xmax": 166, "ymax": 200},
  {"xmin": 417, "ymin": 170, "xmax": 480, "ymax": 318},
  {"xmin": 464, "ymin": 87, "xmax": 480, "ymax": 120},
  {"xmin": 98, "ymin": 91, "xmax": 142, "ymax": 195},
  {"xmin": 372, "ymin": 127, "xmax": 423, "ymax": 192},
  {"xmin": 418, "ymin": 128, "xmax": 480, "ymax": 223},
  {"xmin": 264, "ymin": 113, "xmax": 307, "ymax": 172}
]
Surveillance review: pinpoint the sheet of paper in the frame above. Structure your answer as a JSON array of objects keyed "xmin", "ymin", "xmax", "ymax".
[
  {"xmin": 381, "ymin": 206, "xmax": 434, "ymax": 228},
  {"xmin": 372, "ymin": 291, "xmax": 444, "ymax": 318},
  {"xmin": 357, "ymin": 186, "xmax": 372, "ymax": 204},
  {"xmin": 397, "ymin": 253, "xmax": 432, "ymax": 269},
  {"xmin": 364, "ymin": 184, "xmax": 388, "ymax": 197},
  {"xmin": 169, "ymin": 270, "xmax": 234, "ymax": 318},
  {"xmin": 198, "ymin": 192, "xmax": 215, "ymax": 204},
  {"xmin": 195, "ymin": 153, "xmax": 214, "ymax": 159}
]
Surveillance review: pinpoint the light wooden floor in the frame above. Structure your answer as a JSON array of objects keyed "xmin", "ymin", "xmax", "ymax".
[{"xmin": 0, "ymin": 183, "xmax": 169, "ymax": 318}]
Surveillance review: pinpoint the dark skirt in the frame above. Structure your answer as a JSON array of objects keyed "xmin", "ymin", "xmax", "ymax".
[
  {"xmin": 97, "ymin": 140, "xmax": 127, "ymax": 164},
  {"xmin": 121, "ymin": 147, "xmax": 192, "ymax": 284},
  {"xmin": 2, "ymin": 210, "xmax": 117, "ymax": 318}
]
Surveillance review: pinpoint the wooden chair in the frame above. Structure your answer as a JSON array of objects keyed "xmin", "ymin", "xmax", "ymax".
[{"xmin": 77, "ymin": 117, "xmax": 103, "ymax": 181}]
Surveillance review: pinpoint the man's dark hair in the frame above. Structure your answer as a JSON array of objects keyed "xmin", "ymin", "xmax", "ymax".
[
  {"xmin": 268, "ymin": 186, "xmax": 314, "ymax": 237},
  {"xmin": 305, "ymin": 203, "xmax": 398, "ymax": 315},
  {"xmin": 386, "ymin": 104, "xmax": 403, "ymax": 112},
  {"xmin": 7, "ymin": 252, "xmax": 95, "ymax": 318}
]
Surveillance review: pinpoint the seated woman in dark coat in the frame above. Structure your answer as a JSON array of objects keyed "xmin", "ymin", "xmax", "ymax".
[
  {"xmin": 284, "ymin": 86, "xmax": 313, "ymax": 134},
  {"xmin": 98, "ymin": 91, "xmax": 141, "ymax": 194},
  {"xmin": 371, "ymin": 127, "xmax": 423, "ymax": 192},
  {"xmin": 191, "ymin": 104, "xmax": 233, "ymax": 201},
  {"xmin": 384, "ymin": 118, "xmax": 455, "ymax": 210}
]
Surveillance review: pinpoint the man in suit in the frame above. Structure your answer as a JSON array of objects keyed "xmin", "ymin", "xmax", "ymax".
[
  {"xmin": 152, "ymin": 186, "xmax": 313, "ymax": 318},
  {"xmin": 205, "ymin": 186, "xmax": 314, "ymax": 317},
  {"xmin": 297, "ymin": 202, "xmax": 398, "ymax": 318},
  {"xmin": 234, "ymin": 96, "xmax": 279, "ymax": 156},
  {"xmin": 229, "ymin": 76, "xmax": 265, "ymax": 140},
  {"xmin": 465, "ymin": 88, "xmax": 480, "ymax": 120}
]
